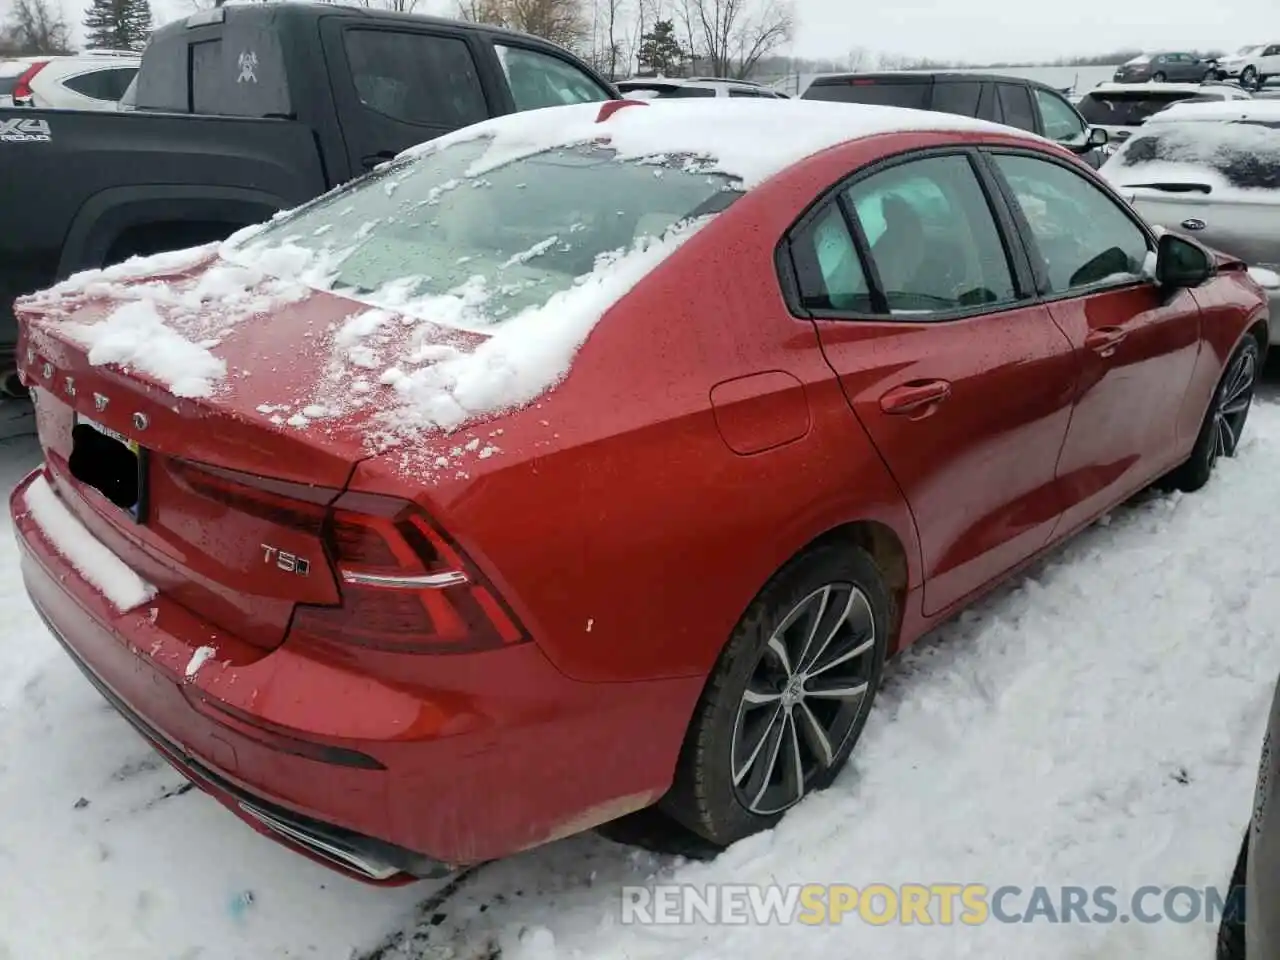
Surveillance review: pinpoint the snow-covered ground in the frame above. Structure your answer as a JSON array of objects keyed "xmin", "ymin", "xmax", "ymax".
[{"xmin": 2, "ymin": 392, "xmax": 1279, "ymax": 959}]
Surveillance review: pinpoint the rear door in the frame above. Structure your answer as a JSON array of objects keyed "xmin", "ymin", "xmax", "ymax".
[
  {"xmin": 319, "ymin": 18, "xmax": 501, "ymax": 173},
  {"xmin": 985, "ymin": 150, "xmax": 1203, "ymax": 531},
  {"xmin": 790, "ymin": 149, "xmax": 1077, "ymax": 615}
]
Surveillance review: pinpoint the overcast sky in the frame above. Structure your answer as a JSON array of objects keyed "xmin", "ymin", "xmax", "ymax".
[
  {"xmin": 788, "ymin": 0, "xmax": 1272, "ymax": 63},
  {"xmin": 46, "ymin": 0, "xmax": 1276, "ymax": 64}
]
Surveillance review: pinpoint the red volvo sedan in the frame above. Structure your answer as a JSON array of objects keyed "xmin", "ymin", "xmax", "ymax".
[{"xmin": 8, "ymin": 97, "xmax": 1267, "ymax": 883}]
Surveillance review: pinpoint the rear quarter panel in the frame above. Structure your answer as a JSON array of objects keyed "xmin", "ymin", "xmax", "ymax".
[{"xmin": 347, "ymin": 137, "xmax": 1000, "ymax": 685}]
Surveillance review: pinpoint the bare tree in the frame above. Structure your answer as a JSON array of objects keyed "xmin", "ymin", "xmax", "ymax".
[
  {"xmin": 5, "ymin": 0, "xmax": 72, "ymax": 54},
  {"xmin": 844, "ymin": 45, "xmax": 871, "ymax": 73},
  {"xmin": 681, "ymin": 0, "xmax": 791, "ymax": 79},
  {"xmin": 599, "ymin": 0, "xmax": 624, "ymax": 77},
  {"xmin": 458, "ymin": 0, "xmax": 587, "ymax": 49}
]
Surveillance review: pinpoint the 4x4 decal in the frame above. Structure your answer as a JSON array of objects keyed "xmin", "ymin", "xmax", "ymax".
[{"xmin": 0, "ymin": 118, "xmax": 51, "ymax": 143}]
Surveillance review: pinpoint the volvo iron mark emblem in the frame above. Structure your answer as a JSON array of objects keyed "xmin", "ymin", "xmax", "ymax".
[{"xmin": 1181, "ymin": 218, "xmax": 1207, "ymax": 231}]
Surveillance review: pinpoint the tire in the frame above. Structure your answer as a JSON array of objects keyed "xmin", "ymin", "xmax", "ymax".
[
  {"xmin": 1205, "ymin": 70, "xmax": 1218, "ymax": 83},
  {"xmin": 1152, "ymin": 71, "xmax": 1167, "ymax": 82},
  {"xmin": 1217, "ymin": 830, "xmax": 1248, "ymax": 959},
  {"xmin": 1165, "ymin": 334, "xmax": 1259, "ymax": 493},
  {"xmin": 661, "ymin": 543, "xmax": 891, "ymax": 846},
  {"xmin": 1243, "ymin": 66, "xmax": 1259, "ymax": 88}
]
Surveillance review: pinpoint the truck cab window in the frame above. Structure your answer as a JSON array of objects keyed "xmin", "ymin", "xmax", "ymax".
[
  {"xmin": 495, "ymin": 44, "xmax": 611, "ymax": 110},
  {"xmin": 344, "ymin": 30, "xmax": 487, "ymax": 128}
]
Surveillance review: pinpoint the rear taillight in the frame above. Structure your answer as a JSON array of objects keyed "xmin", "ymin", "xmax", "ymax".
[
  {"xmin": 13, "ymin": 61, "xmax": 49, "ymax": 104},
  {"xmin": 173, "ymin": 459, "xmax": 528, "ymax": 655}
]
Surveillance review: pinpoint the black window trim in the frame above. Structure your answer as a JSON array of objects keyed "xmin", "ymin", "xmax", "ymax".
[
  {"xmin": 977, "ymin": 145, "xmax": 1166, "ymax": 303},
  {"xmin": 775, "ymin": 144, "xmax": 1039, "ymax": 326}
]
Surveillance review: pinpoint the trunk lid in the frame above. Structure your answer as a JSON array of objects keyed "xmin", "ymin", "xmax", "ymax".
[{"xmin": 14, "ymin": 247, "xmax": 470, "ymax": 650}]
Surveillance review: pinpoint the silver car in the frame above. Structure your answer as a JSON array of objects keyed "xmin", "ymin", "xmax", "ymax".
[{"xmin": 1098, "ymin": 98, "xmax": 1280, "ymax": 337}]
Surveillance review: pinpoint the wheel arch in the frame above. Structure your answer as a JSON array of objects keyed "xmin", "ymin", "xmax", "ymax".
[
  {"xmin": 801, "ymin": 520, "xmax": 910, "ymax": 653},
  {"xmin": 57, "ymin": 184, "xmax": 291, "ymax": 275}
]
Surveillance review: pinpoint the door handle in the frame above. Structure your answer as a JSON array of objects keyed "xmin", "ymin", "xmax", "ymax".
[
  {"xmin": 1084, "ymin": 326, "xmax": 1127, "ymax": 357},
  {"xmin": 879, "ymin": 379, "xmax": 952, "ymax": 415}
]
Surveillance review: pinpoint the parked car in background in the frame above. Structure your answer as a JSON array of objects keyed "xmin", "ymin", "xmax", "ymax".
[
  {"xmin": 1216, "ymin": 672, "xmax": 1279, "ymax": 959},
  {"xmin": 1098, "ymin": 98, "xmax": 1280, "ymax": 338},
  {"xmin": 0, "ymin": 51, "xmax": 139, "ymax": 111},
  {"xmin": 9, "ymin": 96, "xmax": 1267, "ymax": 883},
  {"xmin": 1076, "ymin": 81, "xmax": 1251, "ymax": 152},
  {"xmin": 616, "ymin": 76, "xmax": 787, "ymax": 98},
  {"xmin": 1114, "ymin": 52, "xmax": 1219, "ymax": 84},
  {"xmin": 1213, "ymin": 43, "xmax": 1280, "ymax": 88},
  {"xmin": 801, "ymin": 71, "xmax": 1108, "ymax": 166},
  {"xmin": 0, "ymin": 0, "xmax": 616, "ymax": 396}
]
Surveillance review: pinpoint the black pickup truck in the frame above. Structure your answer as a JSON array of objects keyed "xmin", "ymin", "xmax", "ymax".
[{"xmin": 0, "ymin": 1, "xmax": 617, "ymax": 392}]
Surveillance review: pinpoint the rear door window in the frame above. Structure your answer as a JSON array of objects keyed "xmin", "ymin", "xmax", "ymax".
[
  {"xmin": 62, "ymin": 66, "xmax": 138, "ymax": 102},
  {"xmin": 844, "ymin": 154, "xmax": 1018, "ymax": 315},
  {"xmin": 494, "ymin": 44, "xmax": 611, "ymax": 110},
  {"xmin": 803, "ymin": 79, "xmax": 930, "ymax": 109},
  {"xmin": 930, "ymin": 80, "xmax": 982, "ymax": 117},
  {"xmin": 996, "ymin": 83, "xmax": 1037, "ymax": 131}
]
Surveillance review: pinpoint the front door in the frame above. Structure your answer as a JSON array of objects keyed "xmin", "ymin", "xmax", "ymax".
[
  {"xmin": 792, "ymin": 151, "xmax": 1078, "ymax": 616},
  {"xmin": 319, "ymin": 19, "xmax": 500, "ymax": 175},
  {"xmin": 985, "ymin": 151, "xmax": 1202, "ymax": 534}
]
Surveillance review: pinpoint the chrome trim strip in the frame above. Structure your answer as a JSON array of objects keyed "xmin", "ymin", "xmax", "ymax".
[
  {"xmin": 341, "ymin": 569, "xmax": 468, "ymax": 588},
  {"xmin": 237, "ymin": 802, "xmax": 401, "ymax": 881}
]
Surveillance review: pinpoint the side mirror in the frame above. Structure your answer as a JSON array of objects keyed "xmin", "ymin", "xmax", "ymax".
[
  {"xmin": 1156, "ymin": 232, "xmax": 1214, "ymax": 288},
  {"xmin": 1088, "ymin": 127, "xmax": 1109, "ymax": 146}
]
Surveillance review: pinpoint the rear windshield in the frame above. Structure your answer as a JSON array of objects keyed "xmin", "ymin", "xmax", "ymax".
[
  {"xmin": 803, "ymin": 79, "xmax": 930, "ymax": 109},
  {"xmin": 227, "ymin": 136, "xmax": 743, "ymax": 326},
  {"xmin": 1112, "ymin": 120, "xmax": 1280, "ymax": 190},
  {"xmin": 1078, "ymin": 91, "xmax": 1199, "ymax": 126},
  {"xmin": 620, "ymin": 83, "xmax": 716, "ymax": 98}
]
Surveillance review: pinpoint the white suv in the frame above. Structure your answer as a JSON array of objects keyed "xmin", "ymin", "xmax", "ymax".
[
  {"xmin": 615, "ymin": 77, "xmax": 788, "ymax": 99},
  {"xmin": 1213, "ymin": 43, "xmax": 1280, "ymax": 88},
  {"xmin": 0, "ymin": 51, "xmax": 140, "ymax": 111}
]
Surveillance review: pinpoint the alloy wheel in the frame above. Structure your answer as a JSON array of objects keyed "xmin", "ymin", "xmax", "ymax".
[
  {"xmin": 1211, "ymin": 345, "xmax": 1257, "ymax": 467},
  {"xmin": 729, "ymin": 583, "xmax": 877, "ymax": 816}
]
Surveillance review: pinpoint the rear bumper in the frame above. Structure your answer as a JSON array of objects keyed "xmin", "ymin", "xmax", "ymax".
[{"xmin": 11, "ymin": 467, "xmax": 699, "ymax": 878}]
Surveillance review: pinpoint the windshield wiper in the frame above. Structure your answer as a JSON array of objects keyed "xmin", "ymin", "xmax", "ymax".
[{"xmin": 1122, "ymin": 182, "xmax": 1212, "ymax": 193}]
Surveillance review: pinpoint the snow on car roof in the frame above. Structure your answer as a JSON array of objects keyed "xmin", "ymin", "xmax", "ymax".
[
  {"xmin": 1088, "ymin": 81, "xmax": 1236, "ymax": 96},
  {"xmin": 1145, "ymin": 98, "xmax": 1280, "ymax": 123},
  {"xmin": 397, "ymin": 97, "xmax": 1020, "ymax": 189}
]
